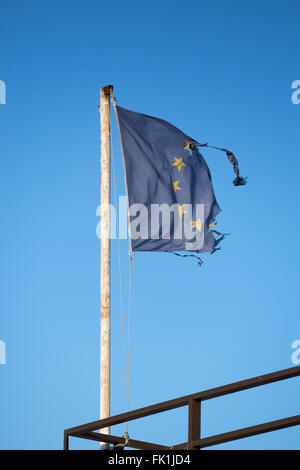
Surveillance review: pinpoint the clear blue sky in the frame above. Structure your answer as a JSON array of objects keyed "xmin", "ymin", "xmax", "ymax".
[{"xmin": 1, "ymin": 0, "xmax": 300, "ymax": 450}]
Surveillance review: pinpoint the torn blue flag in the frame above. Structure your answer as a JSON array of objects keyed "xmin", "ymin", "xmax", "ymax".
[{"xmin": 116, "ymin": 105, "xmax": 246, "ymax": 261}]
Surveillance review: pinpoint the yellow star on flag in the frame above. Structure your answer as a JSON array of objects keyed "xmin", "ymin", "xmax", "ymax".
[
  {"xmin": 178, "ymin": 204, "xmax": 187, "ymax": 218},
  {"xmin": 184, "ymin": 140, "xmax": 195, "ymax": 156},
  {"xmin": 172, "ymin": 156, "xmax": 186, "ymax": 172},
  {"xmin": 184, "ymin": 140, "xmax": 193, "ymax": 150},
  {"xmin": 172, "ymin": 180, "xmax": 181, "ymax": 192},
  {"xmin": 192, "ymin": 219, "xmax": 202, "ymax": 231},
  {"xmin": 184, "ymin": 140, "xmax": 195, "ymax": 152}
]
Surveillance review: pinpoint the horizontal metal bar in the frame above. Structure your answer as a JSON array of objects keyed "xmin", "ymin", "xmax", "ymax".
[
  {"xmin": 172, "ymin": 414, "xmax": 300, "ymax": 450},
  {"xmin": 70, "ymin": 431, "xmax": 169, "ymax": 450},
  {"xmin": 199, "ymin": 366, "xmax": 300, "ymax": 402},
  {"xmin": 65, "ymin": 366, "xmax": 300, "ymax": 434}
]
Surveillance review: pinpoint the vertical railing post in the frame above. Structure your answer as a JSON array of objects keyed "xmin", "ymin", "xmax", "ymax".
[
  {"xmin": 64, "ymin": 431, "xmax": 69, "ymax": 450},
  {"xmin": 188, "ymin": 400, "xmax": 201, "ymax": 450}
]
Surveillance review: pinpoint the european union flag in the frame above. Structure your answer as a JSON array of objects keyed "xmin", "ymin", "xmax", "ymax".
[{"xmin": 116, "ymin": 105, "xmax": 245, "ymax": 264}]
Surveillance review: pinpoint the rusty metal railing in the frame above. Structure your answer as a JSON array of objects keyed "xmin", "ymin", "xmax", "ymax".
[{"xmin": 64, "ymin": 365, "xmax": 300, "ymax": 450}]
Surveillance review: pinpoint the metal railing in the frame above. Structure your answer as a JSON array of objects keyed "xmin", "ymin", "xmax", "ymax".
[{"xmin": 64, "ymin": 365, "xmax": 300, "ymax": 450}]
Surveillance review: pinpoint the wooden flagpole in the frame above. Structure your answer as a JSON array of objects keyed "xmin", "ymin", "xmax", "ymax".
[{"xmin": 99, "ymin": 85, "xmax": 113, "ymax": 445}]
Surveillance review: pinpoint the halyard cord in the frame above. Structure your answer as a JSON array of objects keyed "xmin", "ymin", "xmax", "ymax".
[
  {"xmin": 109, "ymin": 97, "xmax": 132, "ymax": 436},
  {"xmin": 111, "ymin": 93, "xmax": 133, "ymax": 254}
]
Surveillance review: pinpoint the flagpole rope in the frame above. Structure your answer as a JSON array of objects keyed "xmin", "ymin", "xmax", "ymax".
[
  {"xmin": 127, "ymin": 252, "xmax": 132, "ymax": 420},
  {"xmin": 111, "ymin": 94, "xmax": 133, "ymax": 256},
  {"xmin": 109, "ymin": 119, "xmax": 127, "ymax": 429},
  {"xmin": 109, "ymin": 93, "xmax": 132, "ymax": 436}
]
